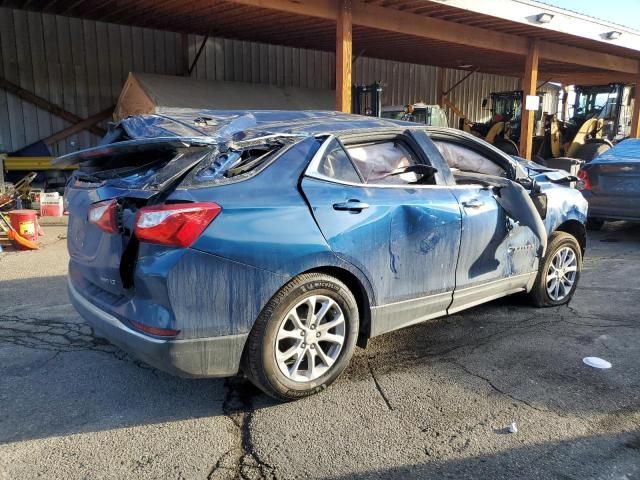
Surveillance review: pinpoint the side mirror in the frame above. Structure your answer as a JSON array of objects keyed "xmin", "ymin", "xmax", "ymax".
[{"xmin": 481, "ymin": 98, "xmax": 488, "ymax": 108}]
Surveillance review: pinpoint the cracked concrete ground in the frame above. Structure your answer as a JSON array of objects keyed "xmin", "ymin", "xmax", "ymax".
[{"xmin": 1, "ymin": 223, "xmax": 639, "ymax": 479}]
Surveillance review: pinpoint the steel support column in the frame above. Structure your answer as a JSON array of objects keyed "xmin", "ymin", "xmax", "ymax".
[
  {"xmin": 519, "ymin": 39, "xmax": 540, "ymax": 160},
  {"xmin": 336, "ymin": 0, "xmax": 352, "ymax": 113}
]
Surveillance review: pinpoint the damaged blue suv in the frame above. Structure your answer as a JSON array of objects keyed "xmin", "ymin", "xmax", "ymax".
[{"xmin": 58, "ymin": 110, "xmax": 587, "ymax": 400}]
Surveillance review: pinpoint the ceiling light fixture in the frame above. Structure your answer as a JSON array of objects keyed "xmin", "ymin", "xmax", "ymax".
[{"xmin": 536, "ymin": 13, "xmax": 554, "ymax": 24}]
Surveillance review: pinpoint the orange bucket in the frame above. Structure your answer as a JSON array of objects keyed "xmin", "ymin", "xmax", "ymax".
[{"xmin": 9, "ymin": 210, "xmax": 39, "ymax": 243}]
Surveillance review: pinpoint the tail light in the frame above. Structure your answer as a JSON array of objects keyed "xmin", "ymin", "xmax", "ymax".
[
  {"xmin": 130, "ymin": 319, "xmax": 180, "ymax": 337},
  {"xmin": 134, "ymin": 202, "xmax": 221, "ymax": 248},
  {"xmin": 577, "ymin": 169, "xmax": 591, "ymax": 191},
  {"xmin": 88, "ymin": 199, "xmax": 118, "ymax": 234}
]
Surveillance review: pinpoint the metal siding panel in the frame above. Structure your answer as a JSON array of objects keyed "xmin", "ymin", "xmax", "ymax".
[
  {"xmin": 243, "ymin": 41, "xmax": 252, "ymax": 83},
  {"xmin": 14, "ymin": 9, "xmax": 39, "ymax": 147},
  {"xmin": 42, "ymin": 13, "xmax": 64, "ymax": 155},
  {"xmin": 84, "ymin": 18, "xmax": 101, "ymax": 142},
  {"xmin": 70, "ymin": 16, "xmax": 90, "ymax": 151},
  {"xmin": 215, "ymin": 37, "xmax": 225, "ymax": 82},
  {"xmin": 95, "ymin": 21, "xmax": 112, "ymax": 114},
  {"xmin": 57, "ymin": 14, "xmax": 77, "ymax": 151},
  {"xmin": 120, "ymin": 26, "xmax": 134, "ymax": 81},
  {"xmin": 28, "ymin": 11, "xmax": 52, "ymax": 144},
  {"xmin": 0, "ymin": 8, "xmax": 13, "ymax": 152},
  {"xmin": 131, "ymin": 25, "xmax": 145, "ymax": 74},
  {"xmin": 165, "ymin": 31, "xmax": 177, "ymax": 75},
  {"xmin": 153, "ymin": 29, "xmax": 165, "ymax": 76},
  {"xmin": 205, "ymin": 36, "xmax": 215, "ymax": 80}
]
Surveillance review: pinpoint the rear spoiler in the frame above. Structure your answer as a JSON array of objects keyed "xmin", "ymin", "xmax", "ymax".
[{"xmin": 53, "ymin": 136, "xmax": 218, "ymax": 167}]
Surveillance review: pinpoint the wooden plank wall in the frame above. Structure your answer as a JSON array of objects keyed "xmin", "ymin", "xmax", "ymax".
[{"xmin": 1, "ymin": 7, "xmax": 528, "ymax": 155}]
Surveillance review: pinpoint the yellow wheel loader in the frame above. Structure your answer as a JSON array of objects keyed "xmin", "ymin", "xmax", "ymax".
[
  {"xmin": 539, "ymin": 83, "xmax": 625, "ymax": 163},
  {"xmin": 459, "ymin": 90, "xmax": 542, "ymax": 157}
]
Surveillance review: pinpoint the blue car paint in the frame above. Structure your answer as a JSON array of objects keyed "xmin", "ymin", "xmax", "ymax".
[
  {"xmin": 578, "ymin": 139, "xmax": 640, "ymax": 221},
  {"xmin": 61, "ymin": 110, "xmax": 587, "ymax": 378},
  {"xmin": 301, "ymin": 176, "xmax": 462, "ymax": 304}
]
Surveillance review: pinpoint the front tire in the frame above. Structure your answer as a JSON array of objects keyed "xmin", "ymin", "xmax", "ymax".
[
  {"xmin": 528, "ymin": 232, "xmax": 582, "ymax": 307},
  {"xmin": 242, "ymin": 273, "xmax": 359, "ymax": 401}
]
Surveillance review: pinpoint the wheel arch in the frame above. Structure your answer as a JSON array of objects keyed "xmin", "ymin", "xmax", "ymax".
[
  {"xmin": 304, "ymin": 266, "xmax": 372, "ymax": 348},
  {"xmin": 555, "ymin": 219, "xmax": 586, "ymax": 254}
]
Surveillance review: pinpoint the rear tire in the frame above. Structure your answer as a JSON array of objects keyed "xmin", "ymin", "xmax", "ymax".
[
  {"xmin": 242, "ymin": 273, "xmax": 359, "ymax": 401},
  {"xmin": 586, "ymin": 218, "xmax": 604, "ymax": 231},
  {"xmin": 575, "ymin": 141, "xmax": 611, "ymax": 162},
  {"xmin": 528, "ymin": 232, "xmax": 582, "ymax": 307}
]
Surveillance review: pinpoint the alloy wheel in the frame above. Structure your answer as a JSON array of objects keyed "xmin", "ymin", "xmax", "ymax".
[
  {"xmin": 275, "ymin": 295, "xmax": 346, "ymax": 382},
  {"xmin": 546, "ymin": 246, "xmax": 578, "ymax": 301}
]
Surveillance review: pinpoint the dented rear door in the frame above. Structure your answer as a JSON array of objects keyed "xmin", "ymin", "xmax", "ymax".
[{"xmin": 301, "ymin": 135, "xmax": 462, "ymax": 333}]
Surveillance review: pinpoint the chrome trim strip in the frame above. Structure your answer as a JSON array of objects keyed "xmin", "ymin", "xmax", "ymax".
[
  {"xmin": 371, "ymin": 290, "xmax": 452, "ymax": 309},
  {"xmin": 453, "ymin": 272, "xmax": 533, "ymax": 293},
  {"xmin": 448, "ymin": 272, "xmax": 537, "ymax": 314}
]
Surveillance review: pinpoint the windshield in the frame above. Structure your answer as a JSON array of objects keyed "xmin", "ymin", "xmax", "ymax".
[
  {"xmin": 492, "ymin": 94, "xmax": 522, "ymax": 122},
  {"xmin": 572, "ymin": 86, "xmax": 619, "ymax": 121}
]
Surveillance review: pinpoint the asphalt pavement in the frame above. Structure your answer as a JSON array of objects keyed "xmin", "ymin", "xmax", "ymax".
[{"xmin": 1, "ymin": 223, "xmax": 639, "ymax": 479}]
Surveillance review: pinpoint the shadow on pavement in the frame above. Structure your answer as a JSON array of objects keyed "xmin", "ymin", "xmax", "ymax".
[{"xmin": 326, "ymin": 430, "xmax": 640, "ymax": 480}]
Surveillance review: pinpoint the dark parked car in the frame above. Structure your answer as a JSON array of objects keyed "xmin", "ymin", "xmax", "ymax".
[
  {"xmin": 57, "ymin": 110, "xmax": 588, "ymax": 400},
  {"xmin": 578, "ymin": 139, "xmax": 640, "ymax": 230}
]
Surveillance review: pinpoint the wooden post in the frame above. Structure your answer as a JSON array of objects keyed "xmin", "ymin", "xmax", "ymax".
[
  {"xmin": 519, "ymin": 39, "xmax": 540, "ymax": 160},
  {"xmin": 631, "ymin": 78, "xmax": 640, "ymax": 138},
  {"xmin": 336, "ymin": 0, "xmax": 352, "ymax": 113}
]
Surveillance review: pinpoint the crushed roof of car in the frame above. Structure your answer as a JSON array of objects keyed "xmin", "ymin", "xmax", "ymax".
[
  {"xmin": 54, "ymin": 109, "xmax": 413, "ymax": 166},
  {"xmin": 115, "ymin": 109, "xmax": 411, "ymax": 140}
]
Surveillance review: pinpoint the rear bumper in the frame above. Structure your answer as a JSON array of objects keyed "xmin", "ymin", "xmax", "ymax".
[
  {"xmin": 582, "ymin": 191, "xmax": 640, "ymax": 221},
  {"xmin": 68, "ymin": 278, "xmax": 248, "ymax": 378}
]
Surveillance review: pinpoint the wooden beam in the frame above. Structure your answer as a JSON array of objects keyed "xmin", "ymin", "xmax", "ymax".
[
  {"xmin": 0, "ymin": 76, "xmax": 105, "ymax": 137},
  {"xmin": 227, "ymin": 0, "xmax": 639, "ymax": 74},
  {"xmin": 336, "ymin": 0, "xmax": 352, "ymax": 113},
  {"xmin": 519, "ymin": 39, "xmax": 540, "ymax": 161},
  {"xmin": 631, "ymin": 80, "xmax": 640, "ymax": 139},
  {"xmin": 41, "ymin": 107, "xmax": 114, "ymax": 145},
  {"xmin": 538, "ymin": 42, "xmax": 638, "ymax": 75},
  {"xmin": 351, "ymin": 2, "xmax": 528, "ymax": 57},
  {"xmin": 227, "ymin": 0, "xmax": 337, "ymax": 20},
  {"xmin": 442, "ymin": 97, "xmax": 467, "ymax": 119},
  {"xmin": 545, "ymin": 71, "xmax": 637, "ymax": 85}
]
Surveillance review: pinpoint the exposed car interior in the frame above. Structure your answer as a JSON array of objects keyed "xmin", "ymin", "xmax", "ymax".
[
  {"xmin": 433, "ymin": 140, "xmax": 507, "ymax": 178},
  {"xmin": 317, "ymin": 136, "xmax": 438, "ymax": 186}
]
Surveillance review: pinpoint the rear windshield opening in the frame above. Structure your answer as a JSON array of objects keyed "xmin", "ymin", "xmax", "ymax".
[{"xmin": 72, "ymin": 146, "xmax": 209, "ymax": 191}]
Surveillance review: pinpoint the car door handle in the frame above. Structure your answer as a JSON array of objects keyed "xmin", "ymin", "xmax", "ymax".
[
  {"xmin": 462, "ymin": 198, "xmax": 484, "ymax": 209},
  {"xmin": 333, "ymin": 199, "xmax": 370, "ymax": 212}
]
